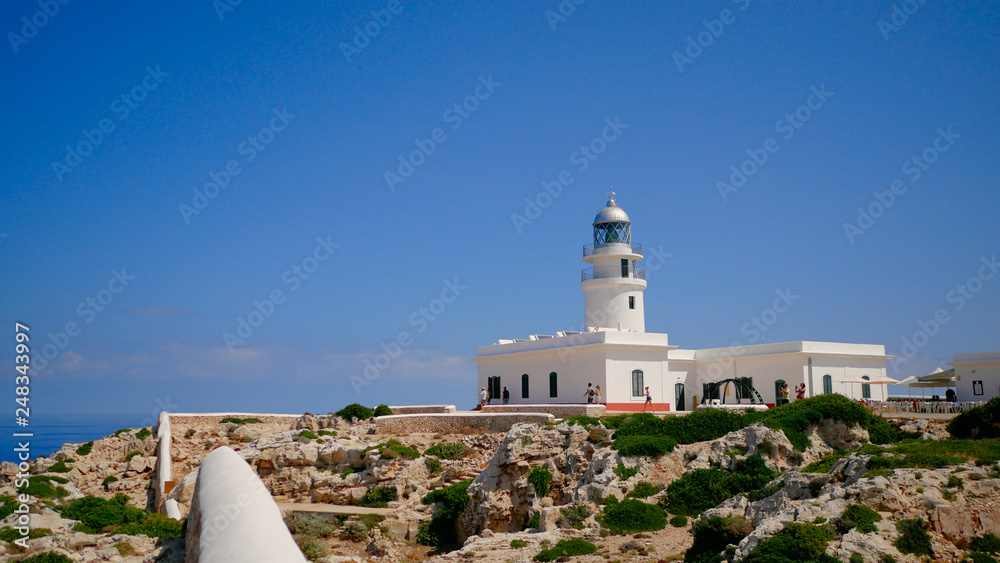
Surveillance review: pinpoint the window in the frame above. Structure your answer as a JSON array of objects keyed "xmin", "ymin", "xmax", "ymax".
[
  {"xmin": 861, "ymin": 375, "xmax": 871, "ymax": 399},
  {"xmin": 521, "ymin": 374, "xmax": 529, "ymax": 399},
  {"xmin": 628, "ymin": 296, "xmax": 635, "ymax": 309},
  {"xmin": 549, "ymin": 372, "xmax": 558, "ymax": 397},
  {"xmin": 736, "ymin": 377, "xmax": 753, "ymax": 401},
  {"xmin": 621, "ymin": 259, "xmax": 629, "ymax": 278},
  {"xmin": 703, "ymin": 382, "xmax": 720, "ymax": 401},
  {"xmin": 774, "ymin": 379, "xmax": 785, "ymax": 405},
  {"xmin": 973, "ymin": 380, "xmax": 984, "ymax": 395},
  {"xmin": 632, "ymin": 370, "xmax": 644, "ymax": 397},
  {"xmin": 822, "ymin": 374, "xmax": 833, "ymax": 395}
]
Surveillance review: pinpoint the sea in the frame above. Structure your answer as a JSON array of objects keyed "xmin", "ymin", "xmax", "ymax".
[{"xmin": 0, "ymin": 413, "xmax": 152, "ymax": 463}]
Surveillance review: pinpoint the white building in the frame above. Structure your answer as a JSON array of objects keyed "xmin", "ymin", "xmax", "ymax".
[
  {"xmin": 950, "ymin": 352, "xmax": 1000, "ymax": 402},
  {"xmin": 474, "ymin": 192, "xmax": 893, "ymax": 411}
]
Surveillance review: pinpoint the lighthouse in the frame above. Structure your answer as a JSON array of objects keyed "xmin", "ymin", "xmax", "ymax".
[{"xmin": 581, "ymin": 190, "xmax": 646, "ymax": 332}]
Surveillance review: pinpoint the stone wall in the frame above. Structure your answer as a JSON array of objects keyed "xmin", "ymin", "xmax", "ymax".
[
  {"xmin": 389, "ymin": 405, "xmax": 457, "ymax": 414},
  {"xmin": 481, "ymin": 404, "xmax": 607, "ymax": 417},
  {"xmin": 185, "ymin": 446, "xmax": 306, "ymax": 563},
  {"xmin": 374, "ymin": 413, "xmax": 554, "ymax": 434}
]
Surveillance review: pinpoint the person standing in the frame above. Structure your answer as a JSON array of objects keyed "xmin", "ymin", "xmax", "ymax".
[
  {"xmin": 643, "ymin": 386, "xmax": 652, "ymax": 411},
  {"xmin": 502, "ymin": 386, "xmax": 510, "ymax": 405},
  {"xmin": 584, "ymin": 383, "xmax": 595, "ymax": 404},
  {"xmin": 795, "ymin": 383, "xmax": 806, "ymax": 401},
  {"xmin": 479, "ymin": 387, "xmax": 488, "ymax": 409},
  {"xmin": 595, "ymin": 385, "xmax": 602, "ymax": 404},
  {"xmin": 779, "ymin": 384, "xmax": 790, "ymax": 406}
]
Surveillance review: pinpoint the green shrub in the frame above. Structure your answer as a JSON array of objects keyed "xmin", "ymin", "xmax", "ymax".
[
  {"xmin": 48, "ymin": 460, "xmax": 71, "ymax": 473},
  {"xmin": 948, "ymin": 397, "xmax": 1000, "ymax": 439},
  {"xmin": 415, "ymin": 517, "xmax": 458, "ymax": 547},
  {"xmin": 102, "ymin": 476, "xmax": 119, "ymax": 486},
  {"xmin": 356, "ymin": 486, "xmax": 397, "ymax": 508},
  {"xmin": 670, "ymin": 514, "xmax": 688, "ymax": 528},
  {"xmin": 18, "ymin": 553, "xmax": 74, "ymax": 563},
  {"xmin": 294, "ymin": 534, "xmax": 328, "ymax": 560},
  {"xmin": 298, "ymin": 430, "xmax": 318, "ymax": 441},
  {"xmin": 894, "ymin": 518, "xmax": 933, "ymax": 556},
  {"xmin": 425, "ymin": 442, "xmax": 471, "ymax": 459},
  {"xmin": 746, "ymin": 483, "xmax": 783, "ymax": 501},
  {"xmin": 613, "ymin": 463, "xmax": 638, "ymax": 480},
  {"xmin": 613, "ymin": 435, "xmax": 676, "ymax": 457},
  {"xmin": 835, "ymin": 503, "xmax": 882, "ymax": 534},
  {"xmin": 0, "ymin": 526, "xmax": 51, "ymax": 544},
  {"xmin": 968, "ymin": 552, "xmax": 999, "ymax": 563},
  {"xmin": 664, "ymin": 456, "xmax": 777, "ymax": 516},
  {"xmin": 358, "ymin": 513, "xmax": 384, "ymax": 530},
  {"xmin": 368, "ymin": 439, "xmax": 420, "ymax": 459},
  {"xmin": 76, "ymin": 442, "xmax": 94, "ymax": 456},
  {"xmin": 849, "ymin": 553, "xmax": 864, "ymax": 563},
  {"xmin": 425, "ymin": 457, "xmax": 442, "ymax": 476},
  {"xmin": 564, "ymin": 415, "xmax": 601, "ymax": 427},
  {"xmin": 372, "ymin": 404, "xmax": 393, "ymax": 417},
  {"xmin": 336, "ymin": 403, "xmax": 374, "ymax": 421},
  {"xmin": 341, "ymin": 520, "xmax": 368, "ymax": 541},
  {"xmin": 600, "ymin": 498, "xmax": 667, "ymax": 534},
  {"xmin": 316, "ymin": 430, "xmax": 337, "ymax": 437},
  {"xmin": 118, "ymin": 513, "xmax": 184, "ymax": 538},
  {"xmin": 285, "ymin": 514, "xmax": 340, "ymax": 538},
  {"xmin": 60, "ymin": 495, "xmax": 182, "ymax": 537},
  {"xmin": 527, "ymin": 512, "xmax": 540, "ymax": 529},
  {"xmin": 221, "ymin": 417, "xmax": 262, "ymax": 424},
  {"xmin": 947, "ymin": 475, "xmax": 964, "ymax": 488},
  {"xmin": 971, "ymin": 533, "xmax": 1000, "ymax": 554},
  {"xmin": 627, "ymin": 481, "xmax": 662, "ymax": 499},
  {"xmin": 421, "ymin": 480, "xmax": 472, "ymax": 519},
  {"xmin": 123, "ymin": 451, "xmax": 142, "ymax": 462},
  {"xmin": 742, "ymin": 522, "xmax": 839, "ymax": 563},
  {"xmin": 135, "ymin": 428, "xmax": 152, "ymax": 441},
  {"xmin": 511, "ymin": 539, "xmax": 528, "ymax": 548},
  {"xmin": 557, "ymin": 504, "xmax": 591, "ymax": 529},
  {"xmin": 802, "ymin": 450, "xmax": 849, "ymax": 473},
  {"xmin": 685, "ymin": 515, "xmax": 753, "ymax": 563},
  {"xmin": 612, "ymin": 410, "xmax": 744, "ymax": 445},
  {"xmin": 534, "ymin": 538, "xmax": 597, "ymax": 562},
  {"xmin": 528, "ymin": 466, "xmax": 552, "ymax": 497}
]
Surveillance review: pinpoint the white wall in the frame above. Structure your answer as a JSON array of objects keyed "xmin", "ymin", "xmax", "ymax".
[{"xmin": 952, "ymin": 353, "xmax": 1000, "ymax": 401}]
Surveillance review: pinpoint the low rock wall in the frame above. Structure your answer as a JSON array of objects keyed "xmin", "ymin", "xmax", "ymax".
[
  {"xmin": 374, "ymin": 413, "xmax": 554, "ymax": 434},
  {"xmin": 185, "ymin": 447, "xmax": 306, "ymax": 563},
  {"xmin": 389, "ymin": 404, "xmax": 457, "ymax": 414},
  {"xmin": 481, "ymin": 404, "xmax": 607, "ymax": 417}
]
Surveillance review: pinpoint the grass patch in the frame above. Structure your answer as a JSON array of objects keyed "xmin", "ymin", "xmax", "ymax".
[
  {"xmin": 102, "ymin": 476, "xmax": 119, "ymax": 486},
  {"xmin": 135, "ymin": 428, "xmax": 151, "ymax": 441},
  {"xmin": 534, "ymin": 538, "xmax": 597, "ymax": 561},
  {"xmin": 862, "ymin": 439, "xmax": 1000, "ymax": 475},
  {"xmin": 528, "ymin": 466, "xmax": 552, "ymax": 497},
  {"xmin": 316, "ymin": 430, "xmax": 337, "ymax": 437},
  {"xmin": 47, "ymin": 460, "xmax": 71, "ymax": 473},
  {"xmin": 0, "ymin": 526, "xmax": 51, "ymax": 544},
  {"xmin": 663, "ymin": 455, "xmax": 777, "ymax": 516},
  {"xmin": 285, "ymin": 513, "xmax": 341, "ymax": 538},
  {"xmin": 355, "ymin": 485, "xmax": 397, "ymax": 508},
  {"xmin": 298, "ymin": 430, "xmax": 318, "ymax": 441},
  {"xmin": 742, "ymin": 522, "xmax": 839, "ymax": 563},
  {"xmin": 802, "ymin": 450, "xmax": 849, "ymax": 473},
  {"xmin": 670, "ymin": 514, "xmax": 688, "ymax": 528},
  {"xmin": 123, "ymin": 451, "xmax": 142, "ymax": 462},
  {"xmin": 18, "ymin": 553, "xmax": 74, "ymax": 563},
  {"xmin": 19, "ymin": 476, "xmax": 70, "ymax": 499},
  {"xmin": 75, "ymin": 442, "xmax": 94, "ymax": 456},
  {"xmin": 564, "ymin": 415, "xmax": 601, "ymax": 427},
  {"xmin": 336, "ymin": 403, "xmax": 374, "ymax": 421},
  {"xmin": 613, "ymin": 434, "xmax": 677, "ymax": 457},
  {"xmin": 557, "ymin": 504, "xmax": 591, "ymax": 529},
  {"xmin": 425, "ymin": 457, "xmax": 442, "ymax": 476},
  {"xmin": 424, "ymin": 441, "xmax": 471, "ymax": 459},
  {"xmin": 511, "ymin": 539, "xmax": 528, "ymax": 548},
  {"xmin": 895, "ymin": 518, "xmax": 933, "ymax": 556},
  {"xmin": 366, "ymin": 439, "xmax": 420, "ymax": 459},
  {"xmin": 600, "ymin": 498, "xmax": 667, "ymax": 534}
]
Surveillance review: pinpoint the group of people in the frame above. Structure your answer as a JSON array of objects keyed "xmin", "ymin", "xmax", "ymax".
[
  {"xmin": 477, "ymin": 382, "xmax": 606, "ymax": 408},
  {"xmin": 777, "ymin": 383, "xmax": 807, "ymax": 405}
]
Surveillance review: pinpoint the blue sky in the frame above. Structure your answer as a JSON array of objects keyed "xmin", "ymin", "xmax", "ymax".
[{"xmin": 1, "ymin": 0, "xmax": 997, "ymax": 416}]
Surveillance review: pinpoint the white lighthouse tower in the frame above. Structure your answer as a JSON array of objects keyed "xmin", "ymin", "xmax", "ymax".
[{"xmin": 581, "ymin": 189, "xmax": 646, "ymax": 332}]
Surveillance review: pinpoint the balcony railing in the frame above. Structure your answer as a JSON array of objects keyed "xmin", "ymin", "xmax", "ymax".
[
  {"xmin": 583, "ymin": 242, "xmax": 642, "ymax": 257},
  {"xmin": 582, "ymin": 265, "xmax": 647, "ymax": 281}
]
